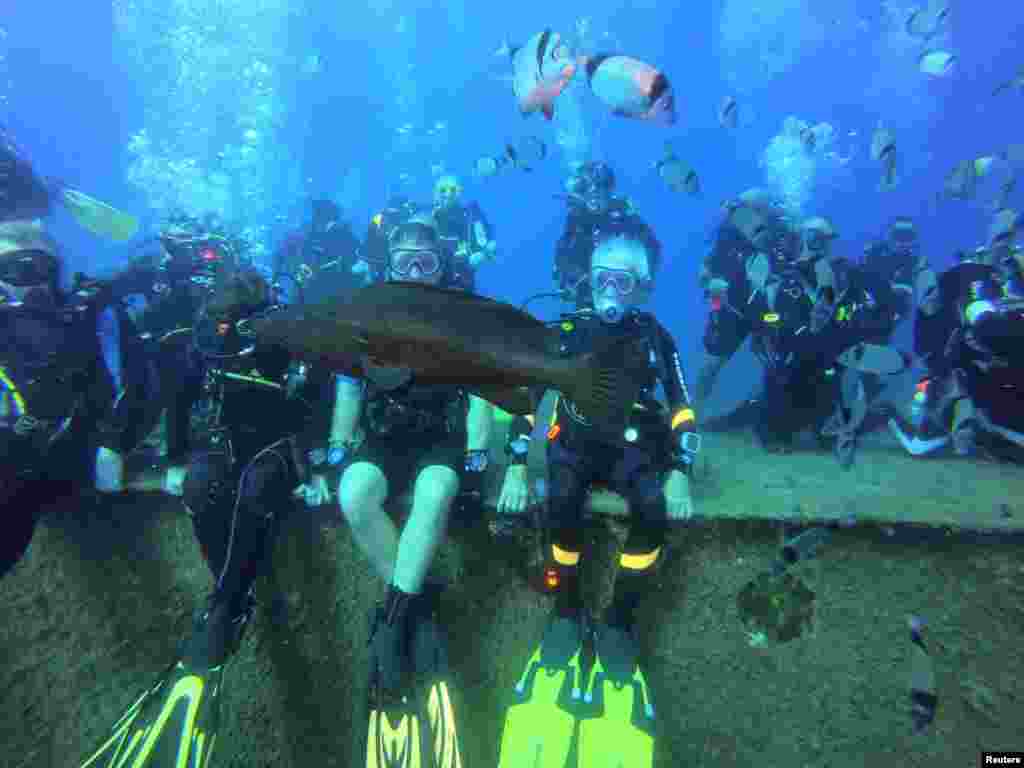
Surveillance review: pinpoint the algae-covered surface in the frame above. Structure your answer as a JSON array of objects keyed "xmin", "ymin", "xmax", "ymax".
[{"xmin": 1, "ymin": 431, "xmax": 1023, "ymax": 768}]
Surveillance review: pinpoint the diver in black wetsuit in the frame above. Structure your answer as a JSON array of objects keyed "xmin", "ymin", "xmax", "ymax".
[
  {"xmin": 431, "ymin": 174, "xmax": 497, "ymax": 293},
  {"xmin": 78, "ymin": 267, "xmax": 335, "ymax": 768},
  {"xmin": 0, "ymin": 257, "xmax": 121, "ymax": 577},
  {"xmin": 860, "ymin": 216, "xmax": 932, "ymax": 322},
  {"xmin": 893, "ymin": 210, "xmax": 1024, "ymax": 460},
  {"xmin": 106, "ymin": 215, "xmax": 255, "ymax": 470},
  {"xmin": 274, "ymin": 199, "xmax": 362, "ymax": 303},
  {"xmin": 702, "ymin": 214, "xmax": 904, "ymax": 466},
  {"xmin": 0, "ymin": 144, "xmax": 157, "ymax": 578},
  {"xmin": 553, "ymin": 161, "xmax": 644, "ymax": 308},
  {"xmin": 695, "ymin": 190, "xmax": 800, "ymax": 407},
  {"xmin": 492, "ymin": 215, "xmax": 698, "ymax": 766},
  {"xmin": 355, "ymin": 195, "xmax": 423, "ymax": 284}
]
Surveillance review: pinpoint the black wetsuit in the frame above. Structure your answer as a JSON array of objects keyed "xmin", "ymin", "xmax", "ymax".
[
  {"xmin": 0, "ymin": 294, "xmax": 156, "ymax": 577},
  {"xmin": 276, "ymin": 221, "xmax": 362, "ymax": 303},
  {"xmin": 346, "ymin": 379, "xmax": 469, "ymax": 495},
  {"xmin": 542, "ymin": 309, "xmax": 694, "ymax": 557},
  {"xmin": 177, "ymin": 324, "xmax": 331, "ymax": 619},
  {"xmin": 701, "ymin": 221, "xmax": 800, "ymax": 362},
  {"xmin": 746, "ymin": 261, "xmax": 900, "ymax": 447},
  {"xmin": 861, "ymin": 241, "xmax": 917, "ymax": 318},
  {"xmin": 104, "ymin": 255, "xmax": 205, "ymax": 464},
  {"xmin": 433, "ymin": 202, "xmax": 493, "ymax": 293},
  {"xmin": 913, "ymin": 261, "xmax": 1024, "ymax": 454}
]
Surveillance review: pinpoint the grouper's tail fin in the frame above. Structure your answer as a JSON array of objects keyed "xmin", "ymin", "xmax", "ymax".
[{"xmin": 566, "ymin": 336, "xmax": 647, "ymax": 431}]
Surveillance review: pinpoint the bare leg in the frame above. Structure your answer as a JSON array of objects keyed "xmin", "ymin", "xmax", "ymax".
[
  {"xmin": 338, "ymin": 462, "xmax": 398, "ymax": 583},
  {"xmin": 392, "ymin": 465, "xmax": 459, "ymax": 594}
]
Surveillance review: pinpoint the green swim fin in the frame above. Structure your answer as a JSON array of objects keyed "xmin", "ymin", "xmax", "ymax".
[
  {"xmin": 79, "ymin": 601, "xmax": 240, "ymax": 768},
  {"xmin": 60, "ymin": 187, "xmax": 139, "ymax": 242},
  {"xmin": 577, "ymin": 622, "xmax": 655, "ymax": 768},
  {"xmin": 497, "ymin": 615, "xmax": 587, "ymax": 768}
]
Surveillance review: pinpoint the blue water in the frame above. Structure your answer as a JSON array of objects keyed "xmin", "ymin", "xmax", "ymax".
[{"xmin": 3, "ymin": 0, "xmax": 1022, "ymax": 387}]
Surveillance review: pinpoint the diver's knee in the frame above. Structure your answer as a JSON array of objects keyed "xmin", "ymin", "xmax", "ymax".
[
  {"xmin": 411, "ymin": 465, "xmax": 459, "ymax": 510},
  {"xmin": 338, "ymin": 462, "xmax": 386, "ymax": 526}
]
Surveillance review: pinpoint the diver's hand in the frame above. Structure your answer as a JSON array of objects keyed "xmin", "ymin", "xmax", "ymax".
[
  {"xmin": 497, "ymin": 465, "xmax": 530, "ymax": 515},
  {"xmin": 664, "ymin": 470, "xmax": 694, "ymax": 522},
  {"xmin": 810, "ymin": 298, "xmax": 834, "ymax": 334},
  {"xmin": 296, "ymin": 474, "xmax": 331, "ymax": 507},
  {"xmin": 707, "ymin": 277, "xmax": 729, "ymax": 297},
  {"xmin": 163, "ymin": 465, "xmax": 188, "ymax": 496},
  {"xmin": 94, "ymin": 446, "xmax": 125, "ymax": 494},
  {"xmin": 470, "ymin": 241, "xmax": 497, "ymax": 268}
]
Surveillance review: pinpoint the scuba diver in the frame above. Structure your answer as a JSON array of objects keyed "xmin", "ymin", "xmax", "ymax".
[
  {"xmin": 554, "ymin": 161, "xmax": 641, "ymax": 308},
  {"xmin": 492, "ymin": 216, "xmax": 698, "ymax": 768},
  {"xmin": 703, "ymin": 213, "xmax": 905, "ymax": 466},
  {"xmin": 107, "ymin": 214, "xmax": 257, "ymax": 471},
  {"xmin": 695, "ymin": 189, "xmax": 800, "ymax": 407},
  {"xmin": 430, "ymin": 174, "xmax": 497, "ymax": 292},
  {"xmin": 892, "ymin": 208, "xmax": 1024, "ymax": 460},
  {"xmin": 1, "ymin": 142, "xmax": 156, "ymax": 579},
  {"xmin": 356, "ymin": 194, "xmax": 423, "ymax": 284},
  {"xmin": 330, "ymin": 214, "xmax": 491, "ymax": 768},
  {"xmin": 78, "ymin": 266, "xmax": 338, "ymax": 767},
  {"xmin": 0, "ymin": 220, "xmax": 152, "ymax": 576},
  {"xmin": 754, "ymin": 217, "xmax": 906, "ymax": 465},
  {"xmin": 112, "ymin": 213, "xmax": 243, "ymax": 335},
  {"xmin": 274, "ymin": 198, "xmax": 362, "ymax": 303},
  {"xmin": 860, "ymin": 216, "xmax": 931, "ymax": 321}
]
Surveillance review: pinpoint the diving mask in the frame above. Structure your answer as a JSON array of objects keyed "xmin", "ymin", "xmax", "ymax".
[
  {"xmin": 591, "ymin": 266, "xmax": 644, "ymax": 296},
  {"xmin": 390, "ymin": 248, "xmax": 441, "ymax": 278}
]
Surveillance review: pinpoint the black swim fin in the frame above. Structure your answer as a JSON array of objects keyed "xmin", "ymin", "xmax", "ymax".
[
  {"xmin": 79, "ymin": 600, "xmax": 242, "ymax": 768},
  {"xmin": 365, "ymin": 584, "xmax": 463, "ymax": 768}
]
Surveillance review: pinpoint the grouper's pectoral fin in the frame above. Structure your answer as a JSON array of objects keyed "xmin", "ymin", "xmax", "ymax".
[{"xmin": 467, "ymin": 383, "xmax": 536, "ymax": 415}]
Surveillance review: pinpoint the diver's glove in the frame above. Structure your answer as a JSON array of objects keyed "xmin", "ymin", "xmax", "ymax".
[
  {"xmin": 302, "ymin": 475, "xmax": 331, "ymax": 507},
  {"xmin": 93, "ymin": 446, "xmax": 125, "ymax": 493},
  {"xmin": 163, "ymin": 465, "xmax": 188, "ymax": 496},
  {"xmin": 464, "ymin": 449, "xmax": 490, "ymax": 473},
  {"xmin": 705, "ymin": 277, "xmax": 730, "ymax": 297},
  {"xmin": 469, "ymin": 241, "xmax": 497, "ymax": 268}
]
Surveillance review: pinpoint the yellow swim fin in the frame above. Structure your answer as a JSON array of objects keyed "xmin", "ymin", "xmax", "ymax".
[
  {"xmin": 497, "ymin": 615, "xmax": 586, "ymax": 768},
  {"xmin": 78, "ymin": 601, "xmax": 239, "ymax": 768},
  {"xmin": 366, "ymin": 584, "xmax": 464, "ymax": 768},
  {"xmin": 366, "ymin": 700, "xmax": 429, "ymax": 768},
  {"xmin": 60, "ymin": 187, "xmax": 139, "ymax": 241},
  {"xmin": 577, "ymin": 622, "xmax": 655, "ymax": 768}
]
